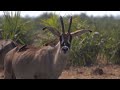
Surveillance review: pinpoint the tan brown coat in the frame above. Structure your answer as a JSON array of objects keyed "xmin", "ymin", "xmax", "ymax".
[{"xmin": 0, "ymin": 40, "xmax": 16, "ymax": 69}]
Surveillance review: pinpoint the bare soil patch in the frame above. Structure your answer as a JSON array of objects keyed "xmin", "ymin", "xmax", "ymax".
[{"xmin": 59, "ymin": 65, "xmax": 120, "ymax": 79}]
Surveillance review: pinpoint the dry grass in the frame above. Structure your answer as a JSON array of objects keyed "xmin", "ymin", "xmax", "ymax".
[{"xmin": 59, "ymin": 65, "xmax": 120, "ymax": 79}]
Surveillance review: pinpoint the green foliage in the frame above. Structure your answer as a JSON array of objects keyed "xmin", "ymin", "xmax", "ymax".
[
  {"xmin": 0, "ymin": 11, "xmax": 33, "ymax": 44},
  {"xmin": 110, "ymin": 42, "xmax": 120, "ymax": 64},
  {"xmin": 41, "ymin": 14, "xmax": 59, "ymax": 28},
  {"xmin": 69, "ymin": 32, "xmax": 102, "ymax": 66},
  {"xmin": 36, "ymin": 14, "xmax": 59, "ymax": 46}
]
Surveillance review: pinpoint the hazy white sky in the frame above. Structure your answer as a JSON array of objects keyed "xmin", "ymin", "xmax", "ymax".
[{"xmin": 0, "ymin": 11, "xmax": 120, "ymax": 17}]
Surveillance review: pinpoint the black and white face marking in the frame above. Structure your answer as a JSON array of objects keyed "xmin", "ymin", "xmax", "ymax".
[{"xmin": 59, "ymin": 34, "xmax": 72, "ymax": 54}]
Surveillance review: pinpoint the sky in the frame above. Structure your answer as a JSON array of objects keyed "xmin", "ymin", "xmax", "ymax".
[{"xmin": 0, "ymin": 11, "xmax": 120, "ymax": 17}]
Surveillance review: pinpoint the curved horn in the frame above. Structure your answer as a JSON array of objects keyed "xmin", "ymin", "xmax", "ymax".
[
  {"xmin": 68, "ymin": 16, "xmax": 72, "ymax": 34},
  {"xmin": 60, "ymin": 16, "xmax": 65, "ymax": 34}
]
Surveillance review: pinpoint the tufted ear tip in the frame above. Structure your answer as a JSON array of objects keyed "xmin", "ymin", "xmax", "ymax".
[
  {"xmin": 42, "ymin": 27, "xmax": 47, "ymax": 30},
  {"xmin": 89, "ymin": 30, "xmax": 92, "ymax": 32}
]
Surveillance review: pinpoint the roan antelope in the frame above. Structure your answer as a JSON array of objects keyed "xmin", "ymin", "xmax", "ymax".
[
  {"xmin": 0, "ymin": 40, "xmax": 17, "ymax": 69},
  {"xmin": 4, "ymin": 16, "xmax": 92, "ymax": 79}
]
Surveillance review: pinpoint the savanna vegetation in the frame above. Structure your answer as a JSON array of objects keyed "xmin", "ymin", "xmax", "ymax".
[{"xmin": 0, "ymin": 11, "xmax": 120, "ymax": 67}]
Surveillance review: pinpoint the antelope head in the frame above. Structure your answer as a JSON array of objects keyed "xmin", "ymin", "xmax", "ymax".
[{"xmin": 43, "ymin": 16, "xmax": 92, "ymax": 54}]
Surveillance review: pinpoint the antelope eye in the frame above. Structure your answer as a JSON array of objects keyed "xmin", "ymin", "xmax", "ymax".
[{"xmin": 61, "ymin": 42, "xmax": 65, "ymax": 46}]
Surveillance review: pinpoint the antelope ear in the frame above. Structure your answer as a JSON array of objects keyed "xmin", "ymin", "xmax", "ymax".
[
  {"xmin": 71, "ymin": 29, "xmax": 92, "ymax": 37},
  {"xmin": 43, "ymin": 27, "xmax": 61, "ymax": 37}
]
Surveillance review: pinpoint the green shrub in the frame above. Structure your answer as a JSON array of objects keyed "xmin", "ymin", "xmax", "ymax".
[{"xmin": 0, "ymin": 11, "xmax": 33, "ymax": 44}]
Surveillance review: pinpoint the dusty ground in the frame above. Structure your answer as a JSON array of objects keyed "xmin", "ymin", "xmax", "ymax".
[
  {"xmin": 1, "ymin": 65, "xmax": 120, "ymax": 79},
  {"xmin": 59, "ymin": 65, "xmax": 120, "ymax": 79}
]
